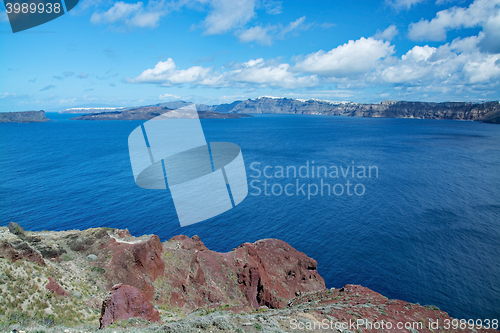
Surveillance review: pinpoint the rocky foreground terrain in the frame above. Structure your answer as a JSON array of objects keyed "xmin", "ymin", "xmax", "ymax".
[
  {"xmin": 0, "ymin": 222, "xmax": 498, "ymax": 333},
  {"xmin": 0, "ymin": 111, "xmax": 50, "ymax": 123}
]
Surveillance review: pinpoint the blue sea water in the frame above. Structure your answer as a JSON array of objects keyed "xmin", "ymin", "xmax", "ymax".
[{"xmin": 1, "ymin": 113, "xmax": 499, "ymax": 320}]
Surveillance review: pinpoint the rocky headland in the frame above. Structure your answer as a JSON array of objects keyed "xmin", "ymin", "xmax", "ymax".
[
  {"xmin": 0, "ymin": 111, "xmax": 50, "ymax": 123},
  {"xmin": 70, "ymin": 107, "xmax": 252, "ymax": 121},
  {"xmin": 0, "ymin": 222, "xmax": 497, "ymax": 333}
]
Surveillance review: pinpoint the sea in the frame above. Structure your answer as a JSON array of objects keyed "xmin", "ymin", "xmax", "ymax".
[{"xmin": 1, "ymin": 112, "xmax": 499, "ymax": 320}]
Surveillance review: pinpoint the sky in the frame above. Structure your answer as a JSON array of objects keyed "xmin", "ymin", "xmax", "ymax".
[{"xmin": 0, "ymin": 0, "xmax": 499, "ymax": 111}]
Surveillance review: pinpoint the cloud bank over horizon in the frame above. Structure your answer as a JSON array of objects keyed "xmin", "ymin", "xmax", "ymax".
[{"xmin": 0, "ymin": 0, "xmax": 499, "ymax": 110}]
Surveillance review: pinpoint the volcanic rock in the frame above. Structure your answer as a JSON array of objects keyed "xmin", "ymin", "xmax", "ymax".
[
  {"xmin": 0, "ymin": 239, "xmax": 46, "ymax": 266},
  {"xmin": 99, "ymin": 284, "xmax": 161, "ymax": 328},
  {"xmin": 45, "ymin": 277, "xmax": 69, "ymax": 296}
]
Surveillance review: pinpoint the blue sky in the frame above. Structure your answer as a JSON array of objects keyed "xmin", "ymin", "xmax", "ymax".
[{"xmin": 0, "ymin": 0, "xmax": 499, "ymax": 111}]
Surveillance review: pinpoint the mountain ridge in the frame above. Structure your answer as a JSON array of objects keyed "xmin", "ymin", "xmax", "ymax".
[{"xmin": 59, "ymin": 98, "xmax": 500, "ymax": 124}]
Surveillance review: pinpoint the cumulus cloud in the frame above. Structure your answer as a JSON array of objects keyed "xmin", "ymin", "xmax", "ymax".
[
  {"xmin": 227, "ymin": 58, "xmax": 318, "ymax": 88},
  {"xmin": 126, "ymin": 33, "xmax": 499, "ymax": 97},
  {"xmin": 477, "ymin": 10, "xmax": 500, "ymax": 53},
  {"xmin": 377, "ymin": 35, "xmax": 500, "ymax": 85},
  {"xmin": 126, "ymin": 57, "xmax": 317, "ymax": 89},
  {"xmin": 125, "ymin": 58, "xmax": 220, "ymax": 86},
  {"xmin": 408, "ymin": 0, "xmax": 500, "ymax": 50},
  {"xmin": 295, "ymin": 37, "xmax": 395, "ymax": 77},
  {"xmin": 373, "ymin": 25, "xmax": 399, "ymax": 41}
]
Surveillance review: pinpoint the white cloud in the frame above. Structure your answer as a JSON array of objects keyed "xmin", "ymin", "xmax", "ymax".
[
  {"xmin": 69, "ymin": 0, "xmax": 105, "ymax": 15},
  {"xmin": 59, "ymin": 98, "xmax": 78, "ymax": 104},
  {"xmin": 321, "ymin": 22, "xmax": 335, "ymax": 28},
  {"xmin": 236, "ymin": 16, "xmax": 309, "ymax": 45},
  {"xmin": 86, "ymin": 0, "xmax": 309, "ymax": 45},
  {"xmin": 277, "ymin": 16, "xmax": 308, "ymax": 38},
  {"xmin": 90, "ymin": 0, "xmax": 167, "ymax": 28},
  {"xmin": 435, "ymin": 0, "xmax": 457, "ymax": 4},
  {"xmin": 91, "ymin": 2, "xmax": 142, "ymax": 24},
  {"xmin": 126, "ymin": 58, "xmax": 220, "ymax": 86},
  {"xmin": 408, "ymin": 0, "xmax": 500, "ymax": 45},
  {"xmin": 228, "ymin": 58, "xmax": 318, "ymax": 88},
  {"xmin": 295, "ymin": 37, "xmax": 395, "ymax": 77},
  {"xmin": 202, "ymin": 0, "xmax": 257, "ymax": 35},
  {"xmin": 159, "ymin": 93, "xmax": 181, "ymax": 100},
  {"xmin": 262, "ymin": 0, "xmax": 282, "ymax": 15},
  {"xmin": 128, "ymin": 10, "xmax": 164, "ymax": 28},
  {"xmin": 477, "ymin": 10, "xmax": 500, "ymax": 53},
  {"xmin": 377, "ymin": 35, "xmax": 500, "ymax": 84},
  {"xmin": 386, "ymin": 0, "xmax": 426, "ymax": 10},
  {"xmin": 126, "ymin": 32, "xmax": 499, "ymax": 98},
  {"xmin": 127, "ymin": 57, "xmax": 317, "ymax": 89},
  {"xmin": 237, "ymin": 25, "xmax": 274, "ymax": 45},
  {"xmin": 373, "ymin": 25, "xmax": 399, "ymax": 41}
]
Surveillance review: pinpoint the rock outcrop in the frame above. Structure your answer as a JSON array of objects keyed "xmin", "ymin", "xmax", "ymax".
[
  {"xmin": 45, "ymin": 277, "xmax": 69, "ymax": 296},
  {"xmin": 0, "ymin": 110, "xmax": 50, "ymax": 123},
  {"xmin": 0, "ymin": 223, "xmax": 498, "ymax": 332},
  {"xmin": 99, "ymin": 284, "xmax": 160, "ymax": 328},
  {"xmin": 158, "ymin": 235, "xmax": 325, "ymax": 313}
]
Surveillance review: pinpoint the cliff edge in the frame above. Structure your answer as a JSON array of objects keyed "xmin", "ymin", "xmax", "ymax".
[{"xmin": 0, "ymin": 223, "xmax": 497, "ymax": 332}]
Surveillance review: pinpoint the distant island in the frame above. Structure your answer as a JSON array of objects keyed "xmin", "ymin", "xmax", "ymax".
[
  {"xmin": 63, "ymin": 99, "xmax": 500, "ymax": 124},
  {"xmin": 0, "ymin": 110, "xmax": 50, "ymax": 123},
  {"xmin": 70, "ymin": 106, "xmax": 253, "ymax": 120}
]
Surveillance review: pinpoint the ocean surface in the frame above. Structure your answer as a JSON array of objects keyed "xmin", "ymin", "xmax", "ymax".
[{"xmin": 1, "ymin": 113, "xmax": 499, "ymax": 320}]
